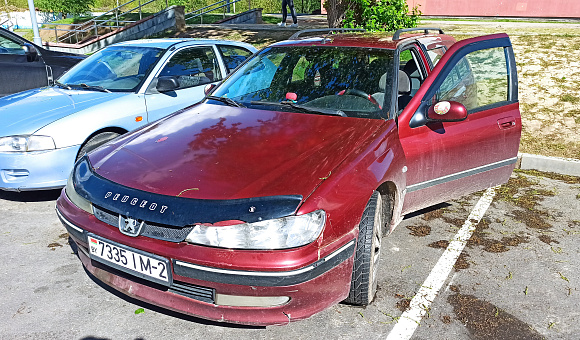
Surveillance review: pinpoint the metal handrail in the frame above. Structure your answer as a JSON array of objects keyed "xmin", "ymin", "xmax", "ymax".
[
  {"xmin": 39, "ymin": 0, "xmax": 168, "ymax": 44},
  {"xmin": 185, "ymin": 0, "xmax": 244, "ymax": 24}
]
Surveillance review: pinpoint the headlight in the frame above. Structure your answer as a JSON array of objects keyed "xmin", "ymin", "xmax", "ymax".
[
  {"xmin": 185, "ymin": 210, "xmax": 326, "ymax": 250},
  {"xmin": 0, "ymin": 135, "xmax": 55, "ymax": 152},
  {"xmin": 65, "ymin": 172, "xmax": 93, "ymax": 214}
]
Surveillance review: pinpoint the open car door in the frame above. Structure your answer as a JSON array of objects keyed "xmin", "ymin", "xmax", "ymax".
[{"xmin": 397, "ymin": 33, "xmax": 521, "ymax": 214}]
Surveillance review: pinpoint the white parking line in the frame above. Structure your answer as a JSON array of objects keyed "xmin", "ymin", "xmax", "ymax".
[{"xmin": 385, "ymin": 187, "xmax": 497, "ymax": 340}]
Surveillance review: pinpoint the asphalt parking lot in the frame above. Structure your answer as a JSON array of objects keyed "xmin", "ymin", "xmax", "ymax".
[{"xmin": 1, "ymin": 169, "xmax": 579, "ymax": 339}]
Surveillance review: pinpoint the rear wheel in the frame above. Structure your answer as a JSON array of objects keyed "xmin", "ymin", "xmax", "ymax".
[
  {"xmin": 345, "ymin": 191, "xmax": 387, "ymax": 305},
  {"xmin": 76, "ymin": 132, "xmax": 121, "ymax": 161}
]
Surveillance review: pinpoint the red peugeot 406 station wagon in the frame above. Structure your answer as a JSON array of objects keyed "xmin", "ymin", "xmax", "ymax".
[{"xmin": 56, "ymin": 28, "xmax": 521, "ymax": 325}]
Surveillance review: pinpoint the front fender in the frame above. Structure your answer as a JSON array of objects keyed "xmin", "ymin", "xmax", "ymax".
[{"xmin": 298, "ymin": 119, "xmax": 407, "ymax": 253}]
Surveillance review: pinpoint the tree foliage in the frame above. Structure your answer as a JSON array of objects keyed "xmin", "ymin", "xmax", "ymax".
[
  {"xmin": 326, "ymin": 0, "xmax": 421, "ymax": 31},
  {"xmin": 36, "ymin": 0, "xmax": 95, "ymax": 18}
]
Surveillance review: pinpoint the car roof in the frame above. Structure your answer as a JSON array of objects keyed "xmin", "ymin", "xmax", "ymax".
[
  {"xmin": 269, "ymin": 32, "xmax": 454, "ymax": 50},
  {"xmin": 112, "ymin": 38, "xmax": 255, "ymax": 50}
]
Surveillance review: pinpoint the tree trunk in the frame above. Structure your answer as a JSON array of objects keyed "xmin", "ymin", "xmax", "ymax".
[{"xmin": 325, "ymin": 0, "xmax": 350, "ymax": 28}]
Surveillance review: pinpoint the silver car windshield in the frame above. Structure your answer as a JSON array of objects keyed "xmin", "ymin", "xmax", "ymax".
[{"xmin": 58, "ymin": 46, "xmax": 164, "ymax": 92}]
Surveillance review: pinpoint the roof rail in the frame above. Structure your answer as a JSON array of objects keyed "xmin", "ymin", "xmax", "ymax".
[
  {"xmin": 392, "ymin": 27, "xmax": 444, "ymax": 41},
  {"xmin": 289, "ymin": 28, "xmax": 366, "ymax": 40}
]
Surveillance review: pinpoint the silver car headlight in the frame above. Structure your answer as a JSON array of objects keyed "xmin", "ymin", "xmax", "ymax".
[
  {"xmin": 185, "ymin": 210, "xmax": 326, "ymax": 250},
  {"xmin": 0, "ymin": 135, "xmax": 56, "ymax": 152},
  {"xmin": 65, "ymin": 172, "xmax": 93, "ymax": 214}
]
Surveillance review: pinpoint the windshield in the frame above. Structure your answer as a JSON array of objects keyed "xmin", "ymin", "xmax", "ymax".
[
  {"xmin": 58, "ymin": 46, "xmax": 164, "ymax": 92},
  {"xmin": 211, "ymin": 46, "xmax": 394, "ymax": 119}
]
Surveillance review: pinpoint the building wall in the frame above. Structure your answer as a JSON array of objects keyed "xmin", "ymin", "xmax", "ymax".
[
  {"xmin": 320, "ymin": 0, "xmax": 580, "ymax": 18},
  {"xmin": 407, "ymin": 0, "xmax": 580, "ymax": 18}
]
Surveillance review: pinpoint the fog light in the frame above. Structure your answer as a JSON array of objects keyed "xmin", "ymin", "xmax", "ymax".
[{"xmin": 215, "ymin": 294, "xmax": 290, "ymax": 307}]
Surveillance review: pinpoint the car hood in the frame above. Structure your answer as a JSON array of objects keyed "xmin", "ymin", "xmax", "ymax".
[
  {"xmin": 90, "ymin": 104, "xmax": 384, "ymax": 200},
  {"xmin": 0, "ymin": 88, "xmax": 129, "ymax": 136}
]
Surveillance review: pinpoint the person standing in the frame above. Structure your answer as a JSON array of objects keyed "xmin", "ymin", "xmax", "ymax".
[{"xmin": 278, "ymin": 0, "xmax": 298, "ymax": 27}]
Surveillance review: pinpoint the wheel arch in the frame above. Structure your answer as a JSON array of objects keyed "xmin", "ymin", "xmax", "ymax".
[
  {"xmin": 75, "ymin": 126, "xmax": 128, "ymax": 160},
  {"xmin": 376, "ymin": 181, "xmax": 401, "ymax": 235}
]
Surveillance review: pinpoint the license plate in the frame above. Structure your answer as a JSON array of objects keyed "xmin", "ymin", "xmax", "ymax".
[{"xmin": 87, "ymin": 234, "xmax": 172, "ymax": 286}]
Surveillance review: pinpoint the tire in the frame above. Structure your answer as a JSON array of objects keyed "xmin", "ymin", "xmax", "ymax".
[
  {"xmin": 76, "ymin": 132, "xmax": 121, "ymax": 161},
  {"xmin": 344, "ymin": 191, "xmax": 386, "ymax": 306}
]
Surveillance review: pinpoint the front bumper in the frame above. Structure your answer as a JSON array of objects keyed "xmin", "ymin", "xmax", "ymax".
[
  {"xmin": 56, "ymin": 191, "xmax": 356, "ymax": 325},
  {"xmin": 0, "ymin": 145, "xmax": 79, "ymax": 191}
]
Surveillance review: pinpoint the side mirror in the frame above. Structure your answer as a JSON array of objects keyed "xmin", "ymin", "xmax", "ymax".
[
  {"xmin": 427, "ymin": 101, "xmax": 468, "ymax": 122},
  {"xmin": 156, "ymin": 76, "xmax": 180, "ymax": 92},
  {"xmin": 204, "ymin": 83, "xmax": 216, "ymax": 96},
  {"xmin": 22, "ymin": 43, "xmax": 39, "ymax": 62}
]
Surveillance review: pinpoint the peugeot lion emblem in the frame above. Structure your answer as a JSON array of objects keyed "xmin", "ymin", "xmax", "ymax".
[{"xmin": 118, "ymin": 215, "xmax": 144, "ymax": 237}]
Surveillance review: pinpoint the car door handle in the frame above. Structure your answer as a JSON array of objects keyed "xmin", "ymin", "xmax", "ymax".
[{"xmin": 497, "ymin": 117, "xmax": 516, "ymax": 129}]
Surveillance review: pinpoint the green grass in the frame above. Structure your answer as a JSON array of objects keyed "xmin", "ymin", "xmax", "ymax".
[{"xmin": 561, "ymin": 93, "xmax": 579, "ymax": 104}]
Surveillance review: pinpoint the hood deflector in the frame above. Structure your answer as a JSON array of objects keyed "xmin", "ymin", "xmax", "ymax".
[{"xmin": 73, "ymin": 156, "xmax": 303, "ymax": 226}]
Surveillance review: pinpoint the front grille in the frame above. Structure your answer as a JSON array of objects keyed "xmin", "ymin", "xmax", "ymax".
[
  {"xmin": 169, "ymin": 281, "xmax": 215, "ymax": 304},
  {"xmin": 93, "ymin": 205, "xmax": 193, "ymax": 242}
]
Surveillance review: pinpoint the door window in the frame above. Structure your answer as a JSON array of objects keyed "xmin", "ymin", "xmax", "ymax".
[
  {"xmin": 436, "ymin": 47, "xmax": 509, "ymax": 112},
  {"xmin": 0, "ymin": 35, "xmax": 24, "ymax": 54},
  {"xmin": 426, "ymin": 47, "xmax": 446, "ymax": 66},
  {"xmin": 218, "ymin": 45, "xmax": 253, "ymax": 73},
  {"xmin": 159, "ymin": 47, "xmax": 222, "ymax": 89}
]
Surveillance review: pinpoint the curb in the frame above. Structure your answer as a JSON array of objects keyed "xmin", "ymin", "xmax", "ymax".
[{"xmin": 517, "ymin": 153, "xmax": 580, "ymax": 177}]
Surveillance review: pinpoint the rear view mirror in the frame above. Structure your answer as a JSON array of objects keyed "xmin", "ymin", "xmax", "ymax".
[
  {"xmin": 22, "ymin": 43, "xmax": 39, "ymax": 62},
  {"xmin": 427, "ymin": 101, "xmax": 468, "ymax": 122},
  {"xmin": 204, "ymin": 83, "xmax": 216, "ymax": 96},
  {"xmin": 157, "ymin": 76, "xmax": 180, "ymax": 92}
]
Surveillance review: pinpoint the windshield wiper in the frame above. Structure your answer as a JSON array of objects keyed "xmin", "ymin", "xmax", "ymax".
[
  {"xmin": 53, "ymin": 80, "xmax": 71, "ymax": 90},
  {"xmin": 251, "ymin": 100, "xmax": 346, "ymax": 117},
  {"xmin": 206, "ymin": 95, "xmax": 246, "ymax": 108},
  {"xmin": 68, "ymin": 83, "xmax": 111, "ymax": 93}
]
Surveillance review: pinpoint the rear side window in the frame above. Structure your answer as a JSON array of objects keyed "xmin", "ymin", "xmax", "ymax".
[
  {"xmin": 218, "ymin": 45, "xmax": 253, "ymax": 73},
  {"xmin": 160, "ymin": 47, "xmax": 222, "ymax": 89},
  {"xmin": 436, "ymin": 47, "xmax": 508, "ymax": 112},
  {"xmin": 426, "ymin": 47, "xmax": 446, "ymax": 66}
]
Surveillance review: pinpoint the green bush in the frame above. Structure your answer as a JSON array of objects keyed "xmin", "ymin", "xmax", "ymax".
[
  {"xmin": 343, "ymin": 0, "xmax": 420, "ymax": 32},
  {"xmin": 35, "ymin": 0, "xmax": 96, "ymax": 18}
]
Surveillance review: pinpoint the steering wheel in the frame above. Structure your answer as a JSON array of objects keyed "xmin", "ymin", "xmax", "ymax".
[{"xmin": 338, "ymin": 88, "xmax": 381, "ymax": 108}]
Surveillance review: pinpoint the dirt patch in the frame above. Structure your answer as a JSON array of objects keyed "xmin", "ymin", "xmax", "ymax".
[
  {"xmin": 396, "ymin": 298, "xmax": 411, "ymax": 312},
  {"xmin": 468, "ymin": 218, "xmax": 529, "ymax": 252},
  {"xmin": 422, "ymin": 208, "xmax": 445, "ymax": 221},
  {"xmin": 520, "ymin": 169, "xmax": 580, "ymax": 184},
  {"xmin": 512, "ymin": 210, "xmax": 552, "ymax": 230},
  {"xmin": 48, "ymin": 242, "xmax": 62, "ymax": 250},
  {"xmin": 454, "ymin": 253, "xmax": 471, "ymax": 271},
  {"xmin": 441, "ymin": 315, "xmax": 452, "ymax": 324},
  {"xmin": 538, "ymin": 234, "xmax": 560, "ymax": 244},
  {"xmin": 406, "ymin": 225, "xmax": 431, "ymax": 237},
  {"xmin": 495, "ymin": 173, "xmax": 555, "ymax": 211},
  {"xmin": 448, "ymin": 294, "xmax": 543, "ymax": 340},
  {"xmin": 428, "ymin": 240, "xmax": 449, "ymax": 249},
  {"xmin": 58, "ymin": 233, "xmax": 69, "ymax": 239}
]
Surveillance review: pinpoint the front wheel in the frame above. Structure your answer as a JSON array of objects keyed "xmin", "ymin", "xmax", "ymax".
[{"xmin": 344, "ymin": 191, "xmax": 386, "ymax": 305}]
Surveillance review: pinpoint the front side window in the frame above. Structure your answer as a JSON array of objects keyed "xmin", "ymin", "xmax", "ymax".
[
  {"xmin": 58, "ymin": 46, "xmax": 163, "ymax": 91},
  {"xmin": 0, "ymin": 34, "xmax": 24, "ymax": 55},
  {"xmin": 436, "ymin": 47, "xmax": 509, "ymax": 112},
  {"xmin": 212, "ymin": 46, "xmax": 394, "ymax": 119},
  {"xmin": 159, "ymin": 47, "xmax": 222, "ymax": 89}
]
